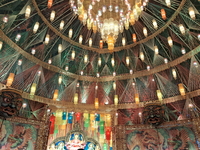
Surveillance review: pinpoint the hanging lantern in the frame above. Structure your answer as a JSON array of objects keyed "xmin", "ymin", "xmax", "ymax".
[
  {"xmin": 68, "ymin": 112, "xmax": 73, "ymax": 124},
  {"xmin": 74, "ymin": 93, "xmax": 78, "ymax": 104},
  {"xmin": 106, "ymin": 130, "xmax": 111, "ymax": 141},
  {"xmin": 113, "ymin": 82, "xmax": 116, "ymax": 90},
  {"xmin": 135, "ymin": 93, "xmax": 139, "ymax": 104},
  {"xmin": 161, "ymin": 9, "xmax": 167, "ymax": 20},
  {"xmin": 58, "ymin": 76, "xmax": 62, "ymax": 84},
  {"xmin": 75, "ymin": 112, "xmax": 81, "ymax": 121},
  {"xmin": 92, "ymin": 21, "xmax": 97, "ymax": 33},
  {"xmin": 58, "ymin": 44, "xmax": 62, "ymax": 53},
  {"xmin": 84, "ymin": 54, "xmax": 88, "ymax": 63},
  {"xmin": 49, "ymin": 114, "xmax": 55, "ymax": 134},
  {"xmin": 50, "ymin": 10, "xmax": 56, "ymax": 22},
  {"xmin": 69, "ymin": 29, "xmax": 73, "ymax": 38},
  {"xmin": 156, "ymin": 90, "xmax": 163, "ymax": 101},
  {"xmin": 179, "ymin": 24, "xmax": 185, "ymax": 35},
  {"xmin": 2, "ymin": 16, "xmax": 8, "ymax": 23},
  {"xmin": 62, "ymin": 112, "xmax": 67, "ymax": 120},
  {"xmin": 89, "ymin": 38, "xmax": 92, "ymax": 47},
  {"xmin": 143, "ymin": 27, "xmax": 148, "ymax": 37},
  {"xmin": 107, "ymin": 36, "xmax": 114, "ymax": 51},
  {"xmin": 33, "ymin": 22, "xmax": 39, "ymax": 34},
  {"xmin": 99, "ymin": 40, "xmax": 103, "ymax": 49},
  {"xmin": 48, "ymin": 59, "xmax": 52, "ymax": 64},
  {"xmin": 59, "ymin": 20, "xmax": 65, "ymax": 30},
  {"xmin": 132, "ymin": 33, "xmax": 137, "ymax": 43},
  {"xmin": 25, "ymin": 5, "xmax": 31, "ymax": 19},
  {"xmin": 152, "ymin": 19, "xmax": 158, "ymax": 30},
  {"xmin": 15, "ymin": 34, "xmax": 21, "ymax": 42},
  {"xmin": 103, "ymin": 143, "xmax": 108, "ymax": 150},
  {"xmin": 111, "ymin": 57, "xmax": 115, "ymax": 67},
  {"xmin": 95, "ymin": 98, "xmax": 99, "ymax": 109},
  {"xmin": 140, "ymin": 52, "xmax": 144, "ymax": 61},
  {"xmin": 167, "ymin": 36, "xmax": 173, "ymax": 47},
  {"xmin": 154, "ymin": 45, "xmax": 159, "ymax": 55},
  {"xmin": 147, "ymin": 65, "xmax": 150, "ymax": 71},
  {"xmin": 126, "ymin": 56, "xmax": 130, "ymax": 66},
  {"xmin": 30, "ymin": 83, "xmax": 37, "ymax": 95},
  {"xmin": 18, "ymin": 59, "xmax": 22, "ymax": 66},
  {"xmin": 178, "ymin": 83, "xmax": 185, "ymax": 96},
  {"xmin": 130, "ymin": 69, "xmax": 133, "ymax": 74},
  {"xmin": 181, "ymin": 47, "xmax": 186, "ymax": 54},
  {"xmin": 122, "ymin": 37, "xmax": 126, "ymax": 46},
  {"xmin": 99, "ymin": 121, "xmax": 105, "ymax": 134},
  {"xmin": 48, "ymin": 0, "xmax": 53, "ymax": 8},
  {"xmin": 164, "ymin": 58, "xmax": 168, "ymax": 64},
  {"xmin": 188, "ymin": 7, "xmax": 195, "ymax": 20},
  {"xmin": 165, "ymin": 0, "xmax": 171, "ymax": 7},
  {"xmin": 44, "ymin": 34, "xmax": 50, "ymax": 45},
  {"xmin": 53, "ymin": 89, "xmax": 59, "ymax": 100},
  {"xmin": 31, "ymin": 48, "xmax": 36, "ymax": 55},
  {"xmin": 172, "ymin": 68, "xmax": 177, "ymax": 79},
  {"xmin": 114, "ymin": 95, "xmax": 118, "ymax": 106},
  {"xmin": 79, "ymin": 35, "xmax": 83, "ymax": 44},
  {"xmin": 0, "ymin": 41, "xmax": 3, "ymax": 50},
  {"xmin": 6, "ymin": 73, "xmax": 15, "ymax": 86},
  {"xmin": 98, "ymin": 57, "xmax": 102, "ymax": 66},
  {"xmin": 71, "ymin": 50, "xmax": 75, "ymax": 60},
  {"xmin": 87, "ymin": 18, "xmax": 93, "ymax": 30}
]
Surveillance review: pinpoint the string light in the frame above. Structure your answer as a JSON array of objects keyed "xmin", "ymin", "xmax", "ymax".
[
  {"xmin": 50, "ymin": 10, "xmax": 56, "ymax": 22},
  {"xmin": 33, "ymin": 22, "xmax": 39, "ymax": 34},
  {"xmin": 59, "ymin": 20, "xmax": 65, "ymax": 30},
  {"xmin": 25, "ymin": 5, "xmax": 31, "ymax": 19}
]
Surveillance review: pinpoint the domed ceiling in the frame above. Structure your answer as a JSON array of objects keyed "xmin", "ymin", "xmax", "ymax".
[{"xmin": 0, "ymin": 0, "xmax": 200, "ymax": 115}]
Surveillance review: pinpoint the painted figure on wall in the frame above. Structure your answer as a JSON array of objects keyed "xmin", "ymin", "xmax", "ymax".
[
  {"xmin": 0, "ymin": 120, "xmax": 38, "ymax": 150},
  {"xmin": 126, "ymin": 126, "xmax": 198, "ymax": 150},
  {"xmin": 66, "ymin": 133, "xmax": 85, "ymax": 150}
]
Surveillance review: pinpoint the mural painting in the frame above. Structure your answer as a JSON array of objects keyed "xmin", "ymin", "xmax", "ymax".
[
  {"xmin": 0, "ymin": 120, "xmax": 38, "ymax": 150},
  {"xmin": 126, "ymin": 126, "xmax": 198, "ymax": 150}
]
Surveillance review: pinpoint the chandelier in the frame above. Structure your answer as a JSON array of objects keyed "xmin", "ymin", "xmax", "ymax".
[{"xmin": 70, "ymin": 0, "xmax": 148, "ymax": 50}]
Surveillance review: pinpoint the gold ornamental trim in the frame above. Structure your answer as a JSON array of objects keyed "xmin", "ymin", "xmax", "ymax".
[{"xmin": 32, "ymin": 0, "xmax": 186, "ymax": 53}]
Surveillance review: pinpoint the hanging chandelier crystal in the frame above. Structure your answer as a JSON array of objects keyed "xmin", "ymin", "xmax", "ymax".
[{"xmin": 70, "ymin": 0, "xmax": 148, "ymax": 50}]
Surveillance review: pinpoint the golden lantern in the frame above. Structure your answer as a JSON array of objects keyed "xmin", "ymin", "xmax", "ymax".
[
  {"xmin": 135, "ymin": 93, "xmax": 139, "ymax": 104},
  {"xmin": 79, "ymin": 35, "xmax": 83, "ymax": 44},
  {"xmin": 58, "ymin": 76, "xmax": 62, "ymax": 84},
  {"xmin": 25, "ymin": 5, "xmax": 31, "ymax": 19},
  {"xmin": 132, "ymin": 34, "xmax": 137, "ymax": 43},
  {"xmin": 129, "ymin": 12, "xmax": 135, "ymax": 25},
  {"xmin": 47, "ymin": 0, "xmax": 53, "ymax": 8},
  {"xmin": 143, "ymin": 27, "xmax": 148, "ymax": 37},
  {"xmin": 44, "ymin": 34, "xmax": 50, "ymax": 45},
  {"xmin": 53, "ymin": 89, "xmax": 59, "ymax": 100},
  {"xmin": 84, "ymin": 54, "xmax": 88, "ymax": 63},
  {"xmin": 113, "ymin": 82, "xmax": 116, "ymax": 90},
  {"xmin": 122, "ymin": 37, "xmax": 126, "ymax": 46},
  {"xmin": 0, "ymin": 41, "xmax": 3, "ymax": 50},
  {"xmin": 59, "ymin": 20, "xmax": 64, "ymax": 30},
  {"xmin": 161, "ymin": 9, "xmax": 167, "ymax": 20},
  {"xmin": 99, "ymin": 40, "xmax": 103, "ymax": 49},
  {"xmin": 69, "ymin": 29, "xmax": 73, "ymax": 38},
  {"xmin": 6, "ymin": 73, "xmax": 15, "ymax": 86},
  {"xmin": 92, "ymin": 21, "xmax": 97, "ymax": 33},
  {"xmin": 126, "ymin": 56, "xmax": 130, "ymax": 66},
  {"xmin": 188, "ymin": 7, "xmax": 195, "ymax": 20},
  {"xmin": 95, "ymin": 98, "xmax": 99, "ymax": 109},
  {"xmin": 98, "ymin": 57, "xmax": 102, "ymax": 66},
  {"xmin": 71, "ymin": 50, "xmax": 75, "ymax": 60},
  {"xmin": 111, "ymin": 57, "xmax": 115, "ymax": 67},
  {"xmin": 30, "ymin": 83, "xmax": 37, "ymax": 95},
  {"xmin": 154, "ymin": 45, "xmax": 159, "ymax": 55},
  {"xmin": 152, "ymin": 19, "xmax": 158, "ymax": 30},
  {"xmin": 74, "ymin": 93, "xmax": 78, "ymax": 104},
  {"xmin": 167, "ymin": 36, "xmax": 173, "ymax": 47},
  {"xmin": 114, "ymin": 95, "xmax": 118, "ymax": 106},
  {"xmin": 140, "ymin": 52, "xmax": 144, "ymax": 61},
  {"xmin": 172, "ymin": 68, "xmax": 177, "ymax": 79},
  {"xmin": 50, "ymin": 10, "xmax": 55, "ymax": 22},
  {"xmin": 156, "ymin": 90, "xmax": 163, "ymax": 101},
  {"xmin": 107, "ymin": 36, "xmax": 114, "ymax": 51},
  {"xmin": 33, "ymin": 22, "xmax": 39, "ymax": 34},
  {"xmin": 165, "ymin": 0, "xmax": 171, "ymax": 7},
  {"xmin": 87, "ymin": 18, "xmax": 93, "ymax": 30},
  {"xmin": 178, "ymin": 83, "xmax": 185, "ymax": 96},
  {"xmin": 179, "ymin": 24, "xmax": 185, "ymax": 35},
  {"xmin": 89, "ymin": 38, "xmax": 92, "ymax": 47}
]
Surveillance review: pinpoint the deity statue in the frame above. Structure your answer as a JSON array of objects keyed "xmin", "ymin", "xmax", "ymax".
[{"xmin": 66, "ymin": 133, "xmax": 85, "ymax": 150}]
